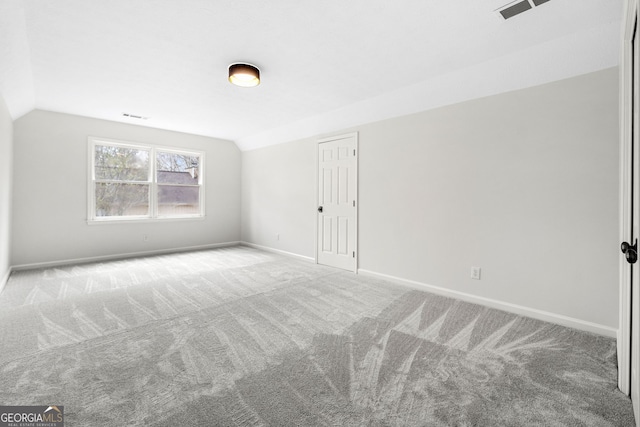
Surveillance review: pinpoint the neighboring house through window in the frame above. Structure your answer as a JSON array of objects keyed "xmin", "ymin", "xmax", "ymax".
[{"xmin": 88, "ymin": 137, "xmax": 204, "ymax": 222}]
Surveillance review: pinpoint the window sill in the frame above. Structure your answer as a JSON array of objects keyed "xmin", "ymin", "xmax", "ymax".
[{"xmin": 87, "ymin": 215, "xmax": 206, "ymax": 225}]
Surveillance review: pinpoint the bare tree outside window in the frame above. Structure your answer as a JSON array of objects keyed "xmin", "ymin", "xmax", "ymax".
[
  {"xmin": 90, "ymin": 140, "xmax": 203, "ymax": 221},
  {"xmin": 94, "ymin": 145, "xmax": 150, "ymax": 217},
  {"xmin": 156, "ymin": 152, "xmax": 198, "ymax": 175}
]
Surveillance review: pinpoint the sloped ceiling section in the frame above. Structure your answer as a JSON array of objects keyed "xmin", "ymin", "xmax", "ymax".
[
  {"xmin": 0, "ymin": 0, "xmax": 623, "ymax": 150},
  {"xmin": 0, "ymin": 1, "xmax": 35, "ymax": 119}
]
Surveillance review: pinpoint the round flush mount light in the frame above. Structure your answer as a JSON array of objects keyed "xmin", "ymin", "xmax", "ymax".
[{"xmin": 228, "ymin": 63, "xmax": 260, "ymax": 87}]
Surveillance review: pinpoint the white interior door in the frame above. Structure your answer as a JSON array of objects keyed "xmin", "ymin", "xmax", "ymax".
[
  {"xmin": 622, "ymin": 3, "xmax": 640, "ymax": 424},
  {"xmin": 316, "ymin": 133, "xmax": 358, "ymax": 272},
  {"xmin": 632, "ymin": 17, "xmax": 640, "ymax": 422}
]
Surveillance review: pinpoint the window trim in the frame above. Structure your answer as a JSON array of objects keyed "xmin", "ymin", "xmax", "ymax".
[{"xmin": 88, "ymin": 137, "xmax": 205, "ymax": 223}]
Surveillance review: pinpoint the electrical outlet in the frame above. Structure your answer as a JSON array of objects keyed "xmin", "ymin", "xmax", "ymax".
[
  {"xmin": 471, "ymin": 267, "xmax": 481, "ymax": 280},
  {"xmin": 143, "ymin": 234, "xmax": 148, "ymax": 242},
  {"xmin": 276, "ymin": 234, "xmax": 280, "ymax": 241}
]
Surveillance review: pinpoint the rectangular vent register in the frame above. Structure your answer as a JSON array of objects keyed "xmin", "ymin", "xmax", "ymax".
[{"xmin": 496, "ymin": 0, "xmax": 551, "ymax": 20}]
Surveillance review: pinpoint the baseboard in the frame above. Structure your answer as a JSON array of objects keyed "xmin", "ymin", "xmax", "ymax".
[
  {"xmin": 240, "ymin": 241, "xmax": 315, "ymax": 263},
  {"xmin": 358, "ymin": 269, "xmax": 617, "ymax": 338},
  {"xmin": 11, "ymin": 241, "xmax": 241, "ymax": 271},
  {"xmin": 0, "ymin": 266, "xmax": 11, "ymax": 295}
]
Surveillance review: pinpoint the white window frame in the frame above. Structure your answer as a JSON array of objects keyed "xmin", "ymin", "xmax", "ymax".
[{"xmin": 88, "ymin": 137, "xmax": 205, "ymax": 223}]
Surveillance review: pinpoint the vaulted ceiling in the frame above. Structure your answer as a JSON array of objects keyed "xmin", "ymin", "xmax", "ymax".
[{"xmin": 0, "ymin": 0, "xmax": 622, "ymax": 150}]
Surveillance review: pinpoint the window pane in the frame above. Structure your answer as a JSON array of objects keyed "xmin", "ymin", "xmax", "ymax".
[
  {"xmin": 95, "ymin": 145, "xmax": 149, "ymax": 181},
  {"xmin": 156, "ymin": 152, "xmax": 199, "ymax": 184},
  {"xmin": 95, "ymin": 183, "xmax": 149, "ymax": 217},
  {"xmin": 157, "ymin": 185, "xmax": 200, "ymax": 216}
]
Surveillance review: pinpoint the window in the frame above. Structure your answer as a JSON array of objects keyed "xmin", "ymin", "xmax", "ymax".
[{"xmin": 89, "ymin": 138, "xmax": 204, "ymax": 222}]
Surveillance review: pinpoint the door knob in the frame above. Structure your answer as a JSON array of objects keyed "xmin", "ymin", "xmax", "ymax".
[
  {"xmin": 318, "ymin": 206, "xmax": 323, "ymax": 213},
  {"xmin": 621, "ymin": 239, "xmax": 638, "ymax": 264}
]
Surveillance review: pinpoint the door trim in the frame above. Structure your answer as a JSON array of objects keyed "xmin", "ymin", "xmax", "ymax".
[
  {"xmin": 620, "ymin": 0, "xmax": 638, "ymax": 396},
  {"xmin": 315, "ymin": 132, "xmax": 359, "ymax": 273}
]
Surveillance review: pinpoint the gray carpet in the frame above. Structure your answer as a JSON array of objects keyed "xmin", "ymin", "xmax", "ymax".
[{"xmin": 0, "ymin": 246, "xmax": 634, "ymax": 426}]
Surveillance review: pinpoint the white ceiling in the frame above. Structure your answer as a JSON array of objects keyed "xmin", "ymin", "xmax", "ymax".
[{"xmin": 0, "ymin": 0, "xmax": 623, "ymax": 151}]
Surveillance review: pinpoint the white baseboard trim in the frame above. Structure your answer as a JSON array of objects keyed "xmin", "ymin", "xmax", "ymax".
[
  {"xmin": 240, "ymin": 242, "xmax": 315, "ymax": 263},
  {"xmin": 358, "ymin": 269, "xmax": 617, "ymax": 338},
  {"xmin": 11, "ymin": 241, "xmax": 242, "ymax": 271},
  {"xmin": 0, "ymin": 266, "xmax": 11, "ymax": 295}
]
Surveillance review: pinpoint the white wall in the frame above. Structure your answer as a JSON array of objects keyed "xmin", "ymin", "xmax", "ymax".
[
  {"xmin": 0, "ymin": 94, "xmax": 12, "ymax": 289},
  {"xmin": 241, "ymin": 138, "xmax": 316, "ymax": 258},
  {"xmin": 241, "ymin": 67, "xmax": 620, "ymax": 330},
  {"xmin": 12, "ymin": 110, "xmax": 241, "ymax": 266}
]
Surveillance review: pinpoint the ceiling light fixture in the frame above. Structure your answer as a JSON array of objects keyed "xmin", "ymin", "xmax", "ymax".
[{"xmin": 228, "ymin": 63, "xmax": 260, "ymax": 87}]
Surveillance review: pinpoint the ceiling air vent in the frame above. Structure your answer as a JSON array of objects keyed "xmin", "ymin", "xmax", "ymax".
[
  {"xmin": 498, "ymin": 1, "xmax": 531, "ymax": 19},
  {"xmin": 122, "ymin": 113, "xmax": 149, "ymax": 120},
  {"xmin": 496, "ymin": 0, "xmax": 550, "ymax": 20}
]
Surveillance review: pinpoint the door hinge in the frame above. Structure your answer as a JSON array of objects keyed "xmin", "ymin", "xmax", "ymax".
[
  {"xmin": 353, "ymin": 149, "xmax": 356, "ymax": 156},
  {"xmin": 353, "ymin": 200, "xmax": 355, "ymax": 207},
  {"xmin": 353, "ymin": 251, "xmax": 355, "ymax": 258}
]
